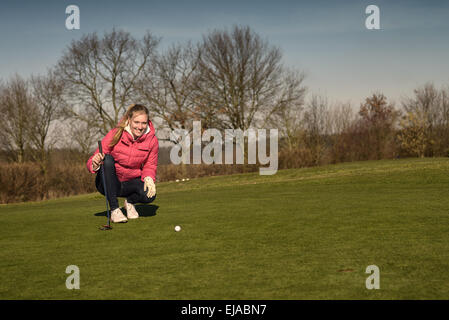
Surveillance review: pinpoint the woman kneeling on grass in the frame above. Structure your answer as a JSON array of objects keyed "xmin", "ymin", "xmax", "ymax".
[{"xmin": 87, "ymin": 104, "xmax": 158, "ymax": 223}]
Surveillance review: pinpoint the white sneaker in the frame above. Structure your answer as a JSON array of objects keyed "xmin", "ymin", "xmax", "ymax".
[
  {"xmin": 124, "ymin": 200, "xmax": 139, "ymax": 219},
  {"xmin": 111, "ymin": 208, "xmax": 128, "ymax": 223}
]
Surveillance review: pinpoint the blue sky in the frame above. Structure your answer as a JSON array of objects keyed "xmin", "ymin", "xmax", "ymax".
[{"xmin": 1, "ymin": 0, "xmax": 448, "ymax": 106}]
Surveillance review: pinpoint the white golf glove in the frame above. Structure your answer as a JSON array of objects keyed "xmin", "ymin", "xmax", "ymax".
[{"xmin": 144, "ymin": 176, "xmax": 156, "ymax": 198}]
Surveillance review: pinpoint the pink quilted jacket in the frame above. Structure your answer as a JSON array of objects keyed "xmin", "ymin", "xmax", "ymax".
[{"xmin": 86, "ymin": 120, "xmax": 159, "ymax": 182}]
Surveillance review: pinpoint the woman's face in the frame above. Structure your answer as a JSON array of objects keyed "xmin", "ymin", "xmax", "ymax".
[{"xmin": 128, "ymin": 113, "xmax": 148, "ymax": 139}]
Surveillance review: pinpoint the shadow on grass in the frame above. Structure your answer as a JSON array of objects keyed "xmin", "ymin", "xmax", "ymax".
[{"xmin": 94, "ymin": 204, "xmax": 159, "ymax": 218}]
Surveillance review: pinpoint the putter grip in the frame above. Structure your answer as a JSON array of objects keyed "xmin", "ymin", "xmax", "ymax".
[{"xmin": 98, "ymin": 141, "xmax": 103, "ymax": 154}]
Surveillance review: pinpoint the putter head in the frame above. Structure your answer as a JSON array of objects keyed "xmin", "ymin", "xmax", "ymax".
[{"xmin": 99, "ymin": 224, "xmax": 113, "ymax": 231}]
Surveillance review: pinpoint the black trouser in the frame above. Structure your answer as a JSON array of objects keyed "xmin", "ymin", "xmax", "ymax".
[{"xmin": 95, "ymin": 154, "xmax": 156, "ymax": 210}]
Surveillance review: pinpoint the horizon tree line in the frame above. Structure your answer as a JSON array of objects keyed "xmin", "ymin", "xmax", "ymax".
[{"xmin": 1, "ymin": 25, "xmax": 449, "ymax": 168}]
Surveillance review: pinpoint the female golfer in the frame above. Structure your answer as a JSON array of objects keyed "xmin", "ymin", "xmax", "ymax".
[{"xmin": 87, "ymin": 104, "xmax": 158, "ymax": 223}]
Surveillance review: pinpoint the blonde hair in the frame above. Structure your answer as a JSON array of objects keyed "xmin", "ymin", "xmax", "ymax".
[{"xmin": 109, "ymin": 104, "xmax": 149, "ymax": 148}]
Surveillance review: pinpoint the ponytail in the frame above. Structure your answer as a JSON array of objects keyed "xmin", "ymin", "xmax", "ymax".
[{"xmin": 109, "ymin": 104, "xmax": 149, "ymax": 148}]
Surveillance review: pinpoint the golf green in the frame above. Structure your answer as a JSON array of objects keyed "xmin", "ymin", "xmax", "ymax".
[{"xmin": 1, "ymin": 158, "xmax": 449, "ymax": 299}]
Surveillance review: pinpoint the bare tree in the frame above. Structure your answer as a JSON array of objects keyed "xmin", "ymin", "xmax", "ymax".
[
  {"xmin": 328, "ymin": 102, "xmax": 355, "ymax": 135},
  {"xmin": 27, "ymin": 69, "xmax": 65, "ymax": 171},
  {"xmin": 327, "ymin": 102, "xmax": 356, "ymax": 163},
  {"xmin": 196, "ymin": 25, "xmax": 285, "ymax": 131},
  {"xmin": 57, "ymin": 28, "xmax": 160, "ymax": 135},
  {"xmin": 66, "ymin": 118, "xmax": 101, "ymax": 159},
  {"xmin": 264, "ymin": 69, "xmax": 307, "ymax": 150},
  {"xmin": 303, "ymin": 94, "xmax": 331, "ymax": 165},
  {"xmin": 402, "ymin": 83, "xmax": 449, "ymax": 156},
  {"xmin": 136, "ymin": 42, "xmax": 200, "ymax": 137},
  {"xmin": 0, "ymin": 74, "xmax": 31, "ymax": 162},
  {"xmin": 403, "ymin": 83, "xmax": 440, "ymax": 128}
]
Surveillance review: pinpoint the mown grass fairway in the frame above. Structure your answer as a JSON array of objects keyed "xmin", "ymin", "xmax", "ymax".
[{"xmin": 1, "ymin": 158, "xmax": 449, "ymax": 299}]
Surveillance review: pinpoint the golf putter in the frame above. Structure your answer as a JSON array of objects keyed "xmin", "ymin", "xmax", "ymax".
[{"xmin": 98, "ymin": 141, "xmax": 112, "ymax": 230}]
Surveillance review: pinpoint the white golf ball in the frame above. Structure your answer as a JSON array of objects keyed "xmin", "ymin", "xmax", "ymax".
[{"xmin": 175, "ymin": 225, "xmax": 181, "ymax": 232}]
